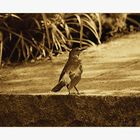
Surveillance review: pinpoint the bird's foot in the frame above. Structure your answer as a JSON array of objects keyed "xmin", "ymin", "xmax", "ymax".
[
  {"xmin": 75, "ymin": 92, "xmax": 80, "ymax": 95},
  {"xmin": 68, "ymin": 92, "xmax": 80, "ymax": 95},
  {"xmin": 68, "ymin": 92, "xmax": 76, "ymax": 95},
  {"xmin": 74, "ymin": 86, "xmax": 80, "ymax": 95}
]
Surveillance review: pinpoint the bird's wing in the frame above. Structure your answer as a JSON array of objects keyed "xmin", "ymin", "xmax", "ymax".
[{"xmin": 59, "ymin": 61, "xmax": 70, "ymax": 81}]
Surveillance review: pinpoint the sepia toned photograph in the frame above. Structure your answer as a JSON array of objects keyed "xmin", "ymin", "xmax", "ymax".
[{"xmin": 0, "ymin": 13, "xmax": 140, "ymax": 127}]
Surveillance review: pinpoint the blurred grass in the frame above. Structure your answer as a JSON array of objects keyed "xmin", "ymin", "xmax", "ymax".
[
  {"xmin": 0, "ymin": 13, "xmax": 140, "ymax": 66},
  {"xmin": 0, "ymin": 13, "xmax": 101, "ymax": 65}
]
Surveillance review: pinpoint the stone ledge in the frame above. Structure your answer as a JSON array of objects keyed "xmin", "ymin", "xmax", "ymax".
[{"xmin": 0, "ymin": 94, "xmax": 140, "ymax": 126}]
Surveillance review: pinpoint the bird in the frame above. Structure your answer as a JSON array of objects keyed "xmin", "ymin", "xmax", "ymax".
[{"xmin": 51, "ymin": 46, "xmax": 87, "ymax": 94}]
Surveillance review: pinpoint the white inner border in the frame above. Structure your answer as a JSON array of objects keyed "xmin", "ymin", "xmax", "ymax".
[{"xmin": 0, "ymin": 0, "xmax": 140, "ymax": 13}]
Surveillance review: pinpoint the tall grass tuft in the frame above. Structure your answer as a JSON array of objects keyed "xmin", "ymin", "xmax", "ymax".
[{"xmin": 0, "ymin": 13, "xmax": 101, "ymax": 64}]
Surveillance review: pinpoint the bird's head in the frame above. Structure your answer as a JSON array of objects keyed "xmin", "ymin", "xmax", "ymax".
[{"xmin": 69, "ymin": 46, "xmax": 88, "ymax": 58}]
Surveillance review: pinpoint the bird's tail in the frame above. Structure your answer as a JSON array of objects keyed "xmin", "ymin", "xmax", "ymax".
[{"xmin": 51, "ymin": 81, "xmax": 66, "ymax": 92}]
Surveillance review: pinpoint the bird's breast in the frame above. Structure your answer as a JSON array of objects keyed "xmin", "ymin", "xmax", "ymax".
[
  {"xmin": 70, "ymin": 61, "xmax": 82, "ymax": 71},
  {"xmin": 70, "ymin": 63, "xmax": 83, "ymax": 76}
]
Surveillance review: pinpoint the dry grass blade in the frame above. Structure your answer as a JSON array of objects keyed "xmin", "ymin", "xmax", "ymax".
[
  {"xmin": 82, "ymin": 14, "xmax": 101, "ymax": 44},
  {"xmin": 0, "ymin": 26, "xmax": 39, "ymax": 50},
  {"xmin": 42, "ymin": 14, "xmax": 51, "ymax": 50},
  {"xmin": 63, "ymin": 13, "xmax": 101, "ymax": 47},
  {"xmin": 95, "ymin": 13, "xmax": 102, "ymax": 38},
  {"xmin": 8, "ymin": 36, "xmax": 21, "ymax": 61},
  {"xmin": 0, "ymin": 31, "xmax": 3, "ymax": 67},
  {"xmin": 32, "ymin": 17, "xmax": 42, "ymax": 30},
  {"xmin": 10, "ymin": 14, "xmax": 22, "ymax": 20},
  {"xmin": 127, "ymin": 16, "xmax": 140, "ymax": 27},
  {"xmin": 74, "ymin": 14, "xmax": 83, "ymax": 48}
]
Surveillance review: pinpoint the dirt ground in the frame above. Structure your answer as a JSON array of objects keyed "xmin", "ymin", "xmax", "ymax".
[{"xmin": 0, "ymin": 32, "xmax": 140, "ymax": 95}]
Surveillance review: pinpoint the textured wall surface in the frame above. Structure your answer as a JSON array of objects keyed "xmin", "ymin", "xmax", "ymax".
[{"xmin": 0, "ymin": 94, "xmax": 140, "ymax": 126}]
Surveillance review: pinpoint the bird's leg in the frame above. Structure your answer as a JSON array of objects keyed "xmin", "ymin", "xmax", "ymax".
[
  {"xmin": 68, "ymin": 89, "xmax": 71, "ymax": 95},
  {"xmin": 67, "ymin": 85, "xmax": 71, "ymax": 95},
  {"xmin": 74, "ymin": 86, "xmax": 80, "ymax": 94}
]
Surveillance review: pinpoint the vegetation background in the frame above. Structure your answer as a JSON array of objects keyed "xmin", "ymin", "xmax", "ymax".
[{"xmin": 0, "ymin": 13, "xmax": 140, "ymax": 66}]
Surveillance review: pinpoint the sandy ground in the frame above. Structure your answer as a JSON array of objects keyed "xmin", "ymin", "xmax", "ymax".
[{"xmin": 0, "ymin": 33, "xmax": 140, "ymax": 95}]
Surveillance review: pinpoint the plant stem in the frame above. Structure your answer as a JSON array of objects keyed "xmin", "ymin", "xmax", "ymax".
[{"xmin": 0, "ymin": 31, "xmax": 3, "ymax": 67}]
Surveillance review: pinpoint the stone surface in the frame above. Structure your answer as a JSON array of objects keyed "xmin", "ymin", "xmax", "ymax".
[{"xmin": 0, "ymin": 94, "xmax": 140, "ymax": 126}]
